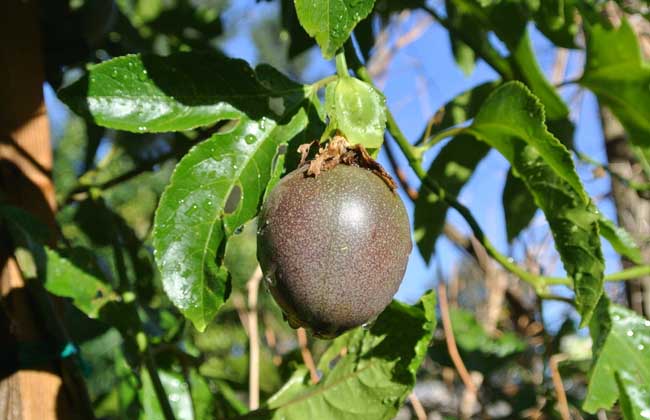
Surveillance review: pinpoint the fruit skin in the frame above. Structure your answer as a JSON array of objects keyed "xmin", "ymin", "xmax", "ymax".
[{"xmin": 257, "ymin": 164, "xmax": 411, "ymax": 338}]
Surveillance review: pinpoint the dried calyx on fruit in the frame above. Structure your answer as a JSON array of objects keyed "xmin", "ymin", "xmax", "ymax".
[{"xmin": 257, "ymin": 135, "xmax": 411, "ymax": 339}]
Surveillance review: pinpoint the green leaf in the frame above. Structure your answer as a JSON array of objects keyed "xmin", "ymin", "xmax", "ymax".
[
  {"xmin": 0, "ymin": 205, "xmax": 122, "ymax": 320},
  {"xmin": 450, "ymin": 308, "xmax": 526, "ymax": 357},
  {"xmin": 534, "ymin": 0, "xmax": 579, "ymax": 49},
  {"xmin": 324, "ymin": 76, "xmax": 386, "ymax": 148},
  {"xmin": 59, "ymin": 53, "xmax": 307, "ymax": 133},
  {"xmin": 294, "ymin": 0, "xmax": 375, "ymax": 59},
  {"xmin": 580, "ymin": 20, "xmax": 650, "ymax": 156},
  {"xmin": 445, "ymin": 0, "xmax": 482, "ymax": 75},
  {"xmin": 414, "ymin": 135, "xmax": 490, "ymax": 262},
  {"xmin": 583, "ymin": 298, "xmax": 650, "ymax": 414},
  {"xmin": 464, "ymin": 82, "xmax": 604, "ymax": 325},
  {"xmin": 598, "ymin": 216, "xmax": 643, "ymax": 264},
  {"xmin": 245, "ymin": 291, "xmax": 437, "ymax": 420},
  {"xmin": 512, "ymin": 32, "xmax": 569, "ymax": 122},
  {"xmin": 502, "ymin": 168, "xmax": 537, "ymax": 242},
  {"xmin": 617, "ymin": 370, "xmax": 650, "ymax": 420},
  {"xmin": 152, "ymin": 113, "xmax": 307, "ymax": 331},
  {"xmin": 282, "ymin": 0, "xmax": 317, "ymax": 58},
  {"xmin": 43, "ymin": 247, "xmax": 119, "ymax": 319}
]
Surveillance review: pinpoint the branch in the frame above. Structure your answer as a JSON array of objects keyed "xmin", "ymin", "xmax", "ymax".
[
  {"xmin": 247, "ymin": 266, "xmax": 263, "ymax": 410},
  {"xmin": 437, "ymin": 282, "xmax": 478, "ymax": 396},
  {"xmin": 63, "ymin": 150, "xmax": 177, "ymax": 205},
  {"xmin": 549, "ymin": 354, "xmax": 571, "ymax": 420},
  {"xmin": 408, "ymin": 392, "xmax": 427, "ymax": 420},
  {"xmin": 297, "ymin": 328, "xmax": 319, "ymax": 384},
  {"xmin": 383, "ymin": 137, "xmax": 418, "ymax": 200}
]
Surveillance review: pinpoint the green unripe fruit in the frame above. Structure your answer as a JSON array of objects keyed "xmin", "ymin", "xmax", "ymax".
[{"xmin": 257, "ymin": 164, "xmax": 411, "ymax": 339}]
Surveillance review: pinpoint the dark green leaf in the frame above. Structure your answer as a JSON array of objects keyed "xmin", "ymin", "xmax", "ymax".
[
  {"xmin": 583, "ymin": 298, "xmax": 650, "ymax": 414},
  {"xmin": 502, "ymin": 168, "xmax": 537, "ymax": 242},
  {"xmin": 451, "ymin": 308, "xmax": 526, "ymax": 357},
  {"xmin": 580, "ymin": 20, "xmax": 650, "ymax": 156},
  {"xmin": 464, "ymin": 82, "xmax": 604, "ymax": 325},
  {"xmin": 152, "ymin": 113, "xmax": 307, "ymax": 331},
  {"xmin": 445, "ymin": 0, "xmax": 482, "ymax": 75},
  {"xmin": 282, "ymin": 0, "xmax": 317, "ymax": 58},
  {"xmin": 324, "ymin": 76, "xmax": 386, "ymax": 148},
  {"xmin": 534, "ymin": 0, "xmax": 579, "ymax": 48},
  {"xmin": 245, "ymin": 291, "xmax": 437, "ymax": 419},
  {"xmin": 59, "ymin": 53, "xmax": 307, "ymax": 133},
  {"xmin": 353, "ymin": 14, "xmax": 375, "ymax": 62},
  {"xmin": 598, "ymin": 216, "xmax": 643, "ymax": 264},
  {"xmin": 294, "ymin": 0, "xmax": 375, "ymax": 59},
  {"xmin": 414, "ymin": 135, "xmax": 490, "ymax": 262}
]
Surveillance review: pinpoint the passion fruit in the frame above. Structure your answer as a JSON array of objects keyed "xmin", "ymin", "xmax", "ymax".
[{"xmin": 257, "ymin": 161, "xmax": 411, "ymax": 338}]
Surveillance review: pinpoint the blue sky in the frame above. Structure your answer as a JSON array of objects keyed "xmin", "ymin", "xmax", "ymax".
[{"xmin": 46, "ymin": 0, "xmax": 624, "ymax": 331}]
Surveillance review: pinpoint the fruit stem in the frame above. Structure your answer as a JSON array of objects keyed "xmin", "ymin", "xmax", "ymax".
[
  {"xmin": 310, "ymin": 75, "xmax": 338, "ymax": 92},
  {"xmin": 335, "ymin": 50, "xmax": 349, "ymax": 78}
]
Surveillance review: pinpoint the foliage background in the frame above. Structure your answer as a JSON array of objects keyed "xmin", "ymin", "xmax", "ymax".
[{"xmin": 2, "ymin": 0, "xmax": 650, "ymax": 418}]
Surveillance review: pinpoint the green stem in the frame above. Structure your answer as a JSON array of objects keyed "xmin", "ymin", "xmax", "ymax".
[
  {"xmin": 335, "ymin": 50, "xmax": 349, "ymax": 78},
  {"xmin": 576, "ymin": 150, "xmax": 650, "ymax": 192},
  {"xmin": 419, "ymin": 126, "xmax": 467, "ymax": 150},
  {"xmin": 544, "ymin": 265, "xmax": 650, "ymax": 286},
  {"xmin": 310, "ymin": 75, "xmax": 338, "ymax": 92}
]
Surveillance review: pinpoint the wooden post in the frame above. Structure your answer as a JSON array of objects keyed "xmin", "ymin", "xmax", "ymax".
[{"xmin": 0, "ymin": 0, "xmax": 92, "ymax": 418}]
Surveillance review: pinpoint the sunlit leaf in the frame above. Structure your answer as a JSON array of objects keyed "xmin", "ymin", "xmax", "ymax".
[
  {"xmin": 598, "ymin": 216, "xmax": 643, "ymax": 264},
  {"xmin": 59, "ymin": 53, "xmax": 307, "ymax": 133},
  {"xmin": 581, "ymin": 20, "xmax": 650, "ymax": 156},
  {"xmin": 464, "ymin": 82, "xmax": 604, "ymax": 325},
  {"xmin": 294, "ymin": 0, "xmax": 375, "ymax": 59},
  {"xmin": 584, "ymin": 298, "xmax": 650, "ymax": 414},
  {"xmin": 152, "ymin": 113, "xmax": 307, "ymax": 331}
]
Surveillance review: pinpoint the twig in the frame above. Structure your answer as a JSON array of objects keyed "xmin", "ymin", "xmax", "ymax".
[
  {"xmin": 246, "ymin": 266, "xmax": 263, "ymax": 410},
  {"xmin": 408, "ymin": 392, "xmax": 427, "ymax": 420},
  {"xmin": 437, "ymin": 282, "xmax": 477, "ymax": 396},
  {"xmin": 549, "ymin": 354, "xmax": 571, "ymax": 420},
  {"xmin": 297, "ymin": 328, "xmax": 319, "ymax": 384},
  {"xmin": 231, "ymin": 292, "xmax": 250, "ymax": 336},
  {"xmin": 383, "ymin": 138, "xmax": 418, "ymax": 200},
  {"xmin": 551, "ymin": 48, "xmax": 569, "ymax": 86}
]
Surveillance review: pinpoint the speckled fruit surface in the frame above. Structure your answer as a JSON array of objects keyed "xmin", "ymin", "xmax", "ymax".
[{"xmin": 257, "ymin": 164, "xmax": 411, "ymax": 338}]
